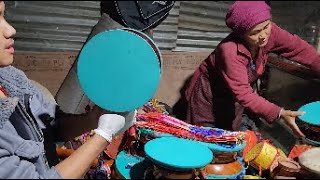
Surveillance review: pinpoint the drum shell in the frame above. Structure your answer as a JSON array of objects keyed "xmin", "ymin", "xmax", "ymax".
[
  {"xmin": 112, "ymin": 151, "xmax": 150, "ymax": 179},
  {"xmin": 270, "ymin": 157, "xmax": 301, "ymax": 178},
  {"xmin": 299, "ymin": 122, "xmax": 320, "ymax": 142},
  {"xmin": 298, "ymin": 148, "xmax": 320, "ymax": 177},
  {"xmin": 152, "ymin": 165, "xmax": 196, "ymax": 179},
  {"xmin": 297, "ymin": 101, "xmax": 320, "ymax": 143},
  {"xmin": 244, "ymin": 142, "xmax": 286, "ymax": 171},
  {"xmin": 203, "ymin": 152, "xmax": 245, "ymax": 179},
  {"xmin": 111, "ymin": 165, "xmax": 125, "ymax": 179},
  {"xmin": 204, "ymin": 158, "xmax": 243, "ymax": 177}
]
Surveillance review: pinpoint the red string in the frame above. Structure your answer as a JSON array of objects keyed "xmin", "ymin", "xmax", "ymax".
[{"xmin": 136, "ymin": 120, "xmax": 239, "ymax": 143}]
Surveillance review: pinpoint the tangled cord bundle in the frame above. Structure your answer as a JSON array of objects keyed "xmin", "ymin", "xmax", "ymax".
[
  {"xmin": 142, "ymin": 99, "xmax": 169, "ymax": 115},
  {"xmin": 136, "ymin": 112, "xmax": 245, "ymax": 144}
]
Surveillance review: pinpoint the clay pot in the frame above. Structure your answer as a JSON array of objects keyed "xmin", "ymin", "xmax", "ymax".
[
  {"xmin": 152, "ymin": 165, "xmax": 195, "ymax": 179},
  {"xmin": 203, "ymin": 159, "xmax": 243, "ymax": 176},
  {"xmin": 203, "ymin": 151, "xmax": 242, "ymax": 176}
]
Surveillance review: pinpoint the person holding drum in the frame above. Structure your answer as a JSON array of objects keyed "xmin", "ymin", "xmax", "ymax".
[
  {"xmin": 50, "ymin": 1, "xmax": 174, "ymax": 179},
  {"xmin": 55, "ymin": 0, "xmax": 175, "ymax": 140},
  {"xmin": 183, "ymin": 1, "xmax": 320, "ymax": 137},
  {"xmin": 0, "ymin": 1, "xmax": 136, "ymax": 178}
]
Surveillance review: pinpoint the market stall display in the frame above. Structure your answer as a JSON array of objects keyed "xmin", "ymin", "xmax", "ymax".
[{"xmin": 55, "ymin": 99, "xmax": 318, "ymax": 179}]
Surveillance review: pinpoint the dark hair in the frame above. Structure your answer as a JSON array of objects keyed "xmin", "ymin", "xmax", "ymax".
[{"xmin": 100, "ymin": 1, "xmax": 114, "ymax": 16}]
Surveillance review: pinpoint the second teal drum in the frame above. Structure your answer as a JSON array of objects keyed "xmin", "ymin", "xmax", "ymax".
[
  {"xmin": 144, "ymin": 137, "xmax": 213, "ymax": 170},
  {"xmin": 298, "ymin": 101, "xmax": 320, "ymax": 144}
]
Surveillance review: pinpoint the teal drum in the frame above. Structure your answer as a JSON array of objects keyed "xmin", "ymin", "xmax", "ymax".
[
  {"xmin": 77, "ymin": 28, "xmax": 162, "ymax": 112},
  {"xmin": 298, "ymin": 101, "xmax": 320, "ymax": 144},
  {"xmin": 144, "ymin": 137, "xmax": 213, "ymax": 179},
  {"xmin": 112, "ymin": 150, "xmax": 152, "ymax": 179}
]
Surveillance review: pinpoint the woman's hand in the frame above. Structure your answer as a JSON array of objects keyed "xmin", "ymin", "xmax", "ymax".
[{"xmin": 280, "ymin": 109, "xmax": 305, "ymax": 138}]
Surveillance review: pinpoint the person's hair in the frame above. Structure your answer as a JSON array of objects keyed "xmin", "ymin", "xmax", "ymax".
[{"xmin": 100, "ymin": 1, "xmax": 113, "ymax": 16}]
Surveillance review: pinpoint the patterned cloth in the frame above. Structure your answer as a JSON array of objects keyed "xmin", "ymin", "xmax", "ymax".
[{"xmin": 56, "ymin": 130, "xmax": 113, "ymax": 179}]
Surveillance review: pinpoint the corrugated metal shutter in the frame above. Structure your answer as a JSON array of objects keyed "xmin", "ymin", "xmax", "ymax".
[
  {"xmin": 153, "ymin": 1, "xmax": 180, "ymax": 50},
  {"xmin": 270, "ymin": 1, "xmax": 320, "ymax": 46},
  {"xmin": 174, "ymin": 1, "xmax": 233, "ymax": 52},
  {"xmin": 6, "ymin": 1, "xmax": 318, "ymax": 53},
  {"xmin": 5, "ymin": 1, "xmax": 100, "ymax": 52},
  {"xmin": 5, "ymin": 1, "xmax": 180, "ymax": 52}
]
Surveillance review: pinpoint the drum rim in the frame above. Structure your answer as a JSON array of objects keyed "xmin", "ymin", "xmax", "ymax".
[
  {"xmin": 81, "ymin": 28, "xmax": 161, "ymax": 69},
  {"xmin": 122, "ymin": 28, "xmax": 162, "ymax": 71},
  {"xmin": 303, "ymin": 137, "xmax": 320, "ymax": 145}
]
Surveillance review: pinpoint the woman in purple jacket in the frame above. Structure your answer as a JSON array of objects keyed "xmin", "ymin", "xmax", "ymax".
[{"xmin": 184, "ymin": 1, "xmax": 320, "ymax": 137}]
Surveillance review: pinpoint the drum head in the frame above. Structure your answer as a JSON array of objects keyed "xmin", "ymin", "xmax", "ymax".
[
  {"xmin": 77, "ymin": 29, "xmax": 161, "ymax": 112},
  {"xmin": 298, "ymin": 101, "xmax": 320, "ymax": 126},
  {"xmin": 144, "ymin": 137, "xmax": 213, "ymax": 169},
  {"xmin": 298, "ymin": 148, "xmax": 320, "ymax": 175}
]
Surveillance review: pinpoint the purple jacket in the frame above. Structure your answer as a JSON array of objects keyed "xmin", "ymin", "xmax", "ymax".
[{"xmin": 185, "ymin": 23, "xmax": 320, "ymax": 130}]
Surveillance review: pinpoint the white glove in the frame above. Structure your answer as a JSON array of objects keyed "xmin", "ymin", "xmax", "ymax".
[{"xmin": 94, "ymin": 110, "xmax": 137, "ymax": 142}]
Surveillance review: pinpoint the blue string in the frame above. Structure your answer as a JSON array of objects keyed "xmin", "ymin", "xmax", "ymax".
[{"xmin": 189, "ymin": 126, "xmax": 224, "ymax": 136}]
